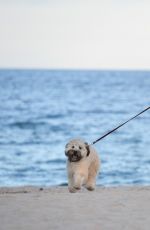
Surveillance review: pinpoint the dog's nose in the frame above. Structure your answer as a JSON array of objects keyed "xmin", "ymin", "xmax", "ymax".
[{"xmin": 74, "ymin": 151, "xmax": 78, "ymax": 156}]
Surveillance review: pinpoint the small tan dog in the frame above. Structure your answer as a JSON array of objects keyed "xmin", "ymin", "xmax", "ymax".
[{"xmin": 65, "ymin": 138, "xmax": 100, "ymax": 193}]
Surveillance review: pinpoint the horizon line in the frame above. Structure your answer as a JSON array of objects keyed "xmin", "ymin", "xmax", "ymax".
[{"xmin": 0, "ymin": 67, "xmax": 150, "ymax": 72}]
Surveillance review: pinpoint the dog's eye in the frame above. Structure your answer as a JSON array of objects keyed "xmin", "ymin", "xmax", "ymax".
[
  {"xmin": 72, "ymin": 146, "xmax": 75, "ymax": 149},
  {"xmin": 79, "ymin": 146, "xmax": 82, "ymax": 150}
]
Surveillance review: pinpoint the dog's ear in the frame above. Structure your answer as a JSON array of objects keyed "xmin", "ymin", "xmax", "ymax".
[
  {"xmin": 65, "ymin": 143, "xmax": 69, "ymax": 148},
  {"xmin": 65, "ymin": 143, "xmax": 69, "ymax": 156},
  {"xmin": 85, "ymin": 142, "xmax": 90, "ymax": 156}
]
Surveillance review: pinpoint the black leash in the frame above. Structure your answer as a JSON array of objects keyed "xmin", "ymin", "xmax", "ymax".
[{"xmin": 91, "ymin": 106, "xmax": 150, "ymax": 145}]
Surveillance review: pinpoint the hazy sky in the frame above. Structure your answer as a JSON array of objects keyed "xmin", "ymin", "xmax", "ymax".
[{"xmin": 0, "ymin": 0, "xmax": 150, "ymax": 69}]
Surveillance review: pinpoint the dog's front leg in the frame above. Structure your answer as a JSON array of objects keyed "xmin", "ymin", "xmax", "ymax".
[
  {"xmin": 68, "ymin": 173, "xmax": 77, "ymax": 193},
  {"xmin": 73, "ymin": 173, "xmax": 84, "ymax": 190}
]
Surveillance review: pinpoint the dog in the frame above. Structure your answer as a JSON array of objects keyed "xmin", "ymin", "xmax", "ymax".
[{"xmin": 65, "ymin": 138, "xmax": 100, "ymax": 193}]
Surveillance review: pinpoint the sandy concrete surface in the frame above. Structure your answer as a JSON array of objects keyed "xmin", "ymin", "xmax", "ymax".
[{"xmin": 0, "ymin": 186, "xmax": 150, "ymax": 230}]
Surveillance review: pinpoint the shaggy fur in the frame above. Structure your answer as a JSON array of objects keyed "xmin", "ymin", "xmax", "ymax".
[{"xmin": 65, "ymin": 139, "xmax": 100, "ymax": 193}]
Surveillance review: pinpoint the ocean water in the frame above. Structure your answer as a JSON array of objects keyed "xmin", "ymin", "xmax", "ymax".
[{"xmin": 0, "ymin": 69, "xmax": 150, "ymax": 187}]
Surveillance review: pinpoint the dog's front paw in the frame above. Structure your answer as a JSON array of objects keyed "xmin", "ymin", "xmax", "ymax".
[
  {"xmin": 73, "ymin": 185, "xmax": 81, "ymax": 190},
  {"xmin": 85, "ymin": 184, "xmax": 95, "ymax": 191},
  {"xmin": 68, "ymin": 187, "xmax": 77, "ymax": 193}
]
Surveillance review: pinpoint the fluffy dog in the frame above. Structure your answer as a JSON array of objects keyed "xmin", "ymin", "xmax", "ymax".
[{"xmin": 65, "ymin": 139, "xmax": 100, "ymax": 193}]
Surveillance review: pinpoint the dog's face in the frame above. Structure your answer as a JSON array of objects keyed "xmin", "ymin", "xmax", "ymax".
[{"xmin": 65, "ymin": 139, "xmax": 90, "ymax": 162}]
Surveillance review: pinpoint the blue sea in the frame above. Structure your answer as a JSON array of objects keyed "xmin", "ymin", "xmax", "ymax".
[{"xmin": 0, "ymin": 69, "xmax": 150, "ymax": 187}]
